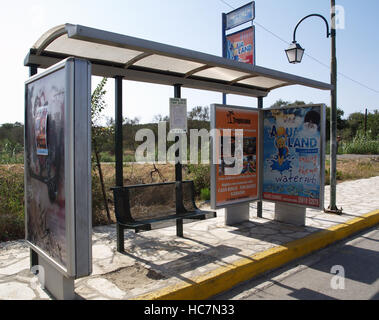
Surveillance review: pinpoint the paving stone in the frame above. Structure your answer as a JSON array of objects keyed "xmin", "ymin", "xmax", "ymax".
[
  {"xmin": 1, "ymin": 176, "xmax": 379, "ymax": 300},
  {"xmin": 0, "ymin": 258, "xmax": 29, "ymax": 276},
  {"xmin": 86, "ymin": 278, "xmax": 125, "ymax": 299},
  {"xmin": 0, "ymin": 282, "xmax": 36, "ymax": 300}
]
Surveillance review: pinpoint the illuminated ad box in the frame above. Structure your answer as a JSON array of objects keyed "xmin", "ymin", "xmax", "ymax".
[
  {"xmin": 211, "ymin": 104, "xmax": 326, "ymax": 211},
  {"xmin": 24, "ymin": 58, "xmax": 92, "ymax": 278},
  {"xmin": 211, "ymin": 105, "xmax": 260, "ymax": 209}
]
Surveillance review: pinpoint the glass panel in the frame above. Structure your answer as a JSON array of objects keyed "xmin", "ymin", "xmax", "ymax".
[
  {"xmin": 238, "ymin": 76, "xmax": 287, "ymax": 89},
  {"xmin": 46, "ymin": 34, "xmax": 143, "ymax": 64},
  {"xmin": 286, "ymin": 49, "xmax": 297, "ymax": 63},
  {"xmin": 297, "ymin": 48, "xmax": 305, "ymax": 63},
  {"xmin": 134, "ymin": 55, "xmax": 205, "ymax": 74},
  {"xmin": 194, "ymin": 67, "xmax": 250, "ymax": 82}
]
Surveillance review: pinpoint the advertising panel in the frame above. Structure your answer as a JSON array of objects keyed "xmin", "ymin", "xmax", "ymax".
[
  {"xmin": 211, "ymin": 104, "xmax": 260, "ymax": 209},
  {"xmin": 25, "ymin": 58, "xmax": 92, "ymax": 278},
  {"xmin": 225, "ymin": 1, "xmax": 255, "ymax": 30},
  {"xmin": 262, "ymin": 105, "xmax": 325, "ymax": 209},
  {"xmin": 226, "ymin": 27, "xmax": 255, "ymax": 65}
]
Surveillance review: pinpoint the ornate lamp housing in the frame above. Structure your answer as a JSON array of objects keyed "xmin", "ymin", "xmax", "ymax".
[{"xmin": 285, "ymin": 41, "xmax": 305, "ymax": 64}]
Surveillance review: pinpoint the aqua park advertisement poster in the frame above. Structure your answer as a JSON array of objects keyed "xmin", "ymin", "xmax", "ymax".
[
  {"xmin": 226, "ymin": 27, "xmax": 254, "ymax": 65},
  {"xmin": 262, "ymin": 105, "xmax": 325, "ymax": 209}
]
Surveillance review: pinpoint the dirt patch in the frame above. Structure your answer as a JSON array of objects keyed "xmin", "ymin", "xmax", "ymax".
[{"xmin": 102, "ymin": 263, "xmax": 166, "ymax": 291}]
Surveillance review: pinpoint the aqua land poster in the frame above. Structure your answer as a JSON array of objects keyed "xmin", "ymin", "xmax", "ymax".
[{"xmin": 262, "ymin": 105, "xmax": 325, "ymax": 209}]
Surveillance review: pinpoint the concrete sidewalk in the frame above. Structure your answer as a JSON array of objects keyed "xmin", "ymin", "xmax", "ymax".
[{"xmin": 1, "ymin": 176, "xmax": 379, "ymax": 300}]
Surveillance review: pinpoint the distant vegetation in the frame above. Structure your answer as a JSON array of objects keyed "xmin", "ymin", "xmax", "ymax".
[{"xmin": 1, "ymin": 97, "xmax": 378, "ymax": 242}]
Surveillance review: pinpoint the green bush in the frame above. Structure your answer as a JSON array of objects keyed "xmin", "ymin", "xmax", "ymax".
[
  {"xmin": 99, "ymin": 152, "xmax": 115, "ymax": 163},
  {"xmin": 0, "ymin": 167, "xmax": 25, "ymax": 241},
  {"xmin": 0, "ymin": 139, "xmax": 24, "ymax": 164},
  {"xmin": 185, "ymin": 164, "xmax": 210, "ymax": 197},
  {"xmin": 342, "ymin": 135, "xmax": 379, "ymax": 155},
  {"xmin": 200, "ymin": 188, "xmax": 210, "ymax": 201}
]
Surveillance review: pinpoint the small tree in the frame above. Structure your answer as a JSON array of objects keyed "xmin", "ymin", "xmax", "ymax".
[{"xmin": 91, "ymin": 78, "xmax": 113, "ymax": 224}]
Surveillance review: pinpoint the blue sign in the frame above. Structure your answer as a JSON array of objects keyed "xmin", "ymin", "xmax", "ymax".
[{"xmin": 226, "ymin": 2, "xmax": 255, "ymax": 30}]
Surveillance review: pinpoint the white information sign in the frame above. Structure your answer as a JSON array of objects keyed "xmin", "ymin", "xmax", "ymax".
[{"xmin": 170, "ymin": 98, "xmax": 187, "ymax": 133}]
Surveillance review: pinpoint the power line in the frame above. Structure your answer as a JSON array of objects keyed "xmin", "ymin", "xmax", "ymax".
[{"xmin": 218, "ymin": 0, "xmax": 379, "ymax": 95}]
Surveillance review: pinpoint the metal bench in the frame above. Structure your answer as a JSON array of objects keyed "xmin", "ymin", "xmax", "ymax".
[{"xmin": 111, "ymin": 180, "xmax": 216, "ymax": 252}]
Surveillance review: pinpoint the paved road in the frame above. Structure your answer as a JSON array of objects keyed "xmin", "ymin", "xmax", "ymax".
[{"xmin": 214, "ymin": 226, "xmax": 379, "ymax": 300}]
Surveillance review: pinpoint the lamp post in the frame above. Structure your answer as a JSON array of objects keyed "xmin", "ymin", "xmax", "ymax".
[{"xmin": 285, "ymin": 2, "xmax": 342, "ymax": 214}]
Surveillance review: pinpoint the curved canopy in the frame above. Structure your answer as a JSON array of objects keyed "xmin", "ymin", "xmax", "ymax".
[{"xmin": 24, "ymin": 24, "xmax": 332, "ymax": 98}]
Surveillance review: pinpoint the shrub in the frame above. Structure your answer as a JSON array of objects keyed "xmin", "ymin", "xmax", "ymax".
[
  {"xmin": 0, "ymin": 166, "xmax": 25, "ymax": 241},
  {"xmin": 185, "ymin": 164, "xmax": 210, "ymax": 197},
  {"xmin": 342, "ymin": 135, "xmax": 379, "ymax": 155},
  {"xmin": 200, "ymin": 188, "xmax": 210, "ymax": 201}
]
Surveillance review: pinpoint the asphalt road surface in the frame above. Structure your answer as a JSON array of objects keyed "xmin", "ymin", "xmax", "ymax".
[{"xmin": 213, "ymin": 226, "xmax": 379, "ymax": 300}]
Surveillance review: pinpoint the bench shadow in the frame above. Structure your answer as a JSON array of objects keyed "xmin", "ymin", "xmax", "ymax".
[{"xmin": 119, "ymin": 241, "xmax": 241, "ymax": 285}]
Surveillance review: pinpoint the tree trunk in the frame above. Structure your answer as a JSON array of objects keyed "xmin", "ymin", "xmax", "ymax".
[{"xmin": 94, "ymin": 140, "xmax": 111, "ymax": 224}]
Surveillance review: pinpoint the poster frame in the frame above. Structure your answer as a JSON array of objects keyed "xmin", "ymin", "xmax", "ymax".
[
  {"xmin": 24, "ymin": 58, "xmax": 92, "ymax": 279},
  {"xmin": 261, "ymin": 104, "xmax": 326, "ymax": 210},
  {"xmin": 210, "ymin": 103, "xmax": 261, "ymax": 210}
]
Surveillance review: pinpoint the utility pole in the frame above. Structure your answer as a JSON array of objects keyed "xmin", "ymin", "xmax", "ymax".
[{"xmin": 327, "ymin": 0, "xmax": 342, "ymax": 214}]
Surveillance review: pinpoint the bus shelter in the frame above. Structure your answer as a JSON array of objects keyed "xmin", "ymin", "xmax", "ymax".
[
  {"xmin": 25, "ymin": 22, "xmax": 332, "ymax": 190},
  {"xmin": 24, "ymin": 23, "xmax": 332, "ymax": 299}
]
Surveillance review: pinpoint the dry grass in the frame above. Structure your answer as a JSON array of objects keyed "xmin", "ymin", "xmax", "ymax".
[
  {"xmin": 2, "ymin": 159, "xmax": 379, "ymax": 241},
  {"xmin": 325, "ymin": 158, "xmax": 379, "ymax": 184}
]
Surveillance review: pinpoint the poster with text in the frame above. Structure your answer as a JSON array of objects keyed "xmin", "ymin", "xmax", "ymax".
[
  {"xmin": 226, "ymin": 27, "xmax": 255, "ymax": 65},
  {"xmin": 212, "ymin": 105, "xmax": 259, "ymax": 209},
  {"xmin": 262, "ymin": 105, "xmax": 325, "ymax": 209},
  {"xmin": 25, "ymin": 67, "xmax": 67, "ymax": 268}
]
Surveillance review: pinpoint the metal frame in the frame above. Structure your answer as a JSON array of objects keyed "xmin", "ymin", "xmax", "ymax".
[
  {"xmin": 261, "ymin": 104, "xmax": 326, "ymax": 211},
  {"xmin": 24, "ymin": 58, "xmax": 92, "ymax": 278},
  {"xmin": 24, "ymin": 23, "xmax": 333, "ymax": 96},
  {"xmin": 210, "ymin": 103, "xmax": 261, "ymax": 210}
]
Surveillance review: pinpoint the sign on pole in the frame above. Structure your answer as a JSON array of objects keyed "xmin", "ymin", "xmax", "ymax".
[
  {"xmin": 25, "ymin": 57, "xmax": 92, "ymax": 278},
  {"xmin": 170, "ymin": 98, "xmax": 187, "ymax": 133},
  {"xmin": 211, "ymin": 104, "xmax": 260, "ymax": 209},
  {"xmin": 226, "ymin": 27, "xmax": 255, "ymax": 64},
  {"xmin": 222, "ymin": 1, "xmax": 256, "ymax": 105},
  {"xmin": 262, "ymin": 105, "xmax": 326, "ymax": 209},
  {"xmin": 225, "ymin": 1, "xmax": 255, "ymax": 30}
]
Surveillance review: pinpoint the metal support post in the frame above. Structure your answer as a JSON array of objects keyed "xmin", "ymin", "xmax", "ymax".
[
  {"xmin": 174, "ymin": 84, "xmax": 184, "ymax": 237},
  {"xmin": 115, "ymin": 76, "xmax": 124, "ymax": 251},
  {"xmin": 257, "ymin": 96, "xmax": 263, "ymax": 218},
  {"xmin": 29, "ymin": 64, "xmax": 39, "ymax": 269},
  {"xmin": 115, "ymin": 76, "xmax": 123, "ymax": 187},
  {"xmin": 222, "ymin": 13, "xmax": 227, "ymax": 105}
]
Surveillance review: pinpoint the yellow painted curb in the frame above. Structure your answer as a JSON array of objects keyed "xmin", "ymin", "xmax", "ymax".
[{"xmin": 135, "ymin": 209, "xmax": 379, "ymax": 300}]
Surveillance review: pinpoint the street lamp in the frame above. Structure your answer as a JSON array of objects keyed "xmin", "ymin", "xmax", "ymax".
[
  {"xmin": 285, "ymin": 41, "xmax": 305, "ymax": 64},
  {"xmin": 285, "ymin": 4, "xmax": 342, "ymax": 214}
]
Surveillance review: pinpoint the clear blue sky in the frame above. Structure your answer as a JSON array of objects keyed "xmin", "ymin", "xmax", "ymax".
[{"xmin": 1, "ymin": 0, "xmax": 378, "ymax": 124}]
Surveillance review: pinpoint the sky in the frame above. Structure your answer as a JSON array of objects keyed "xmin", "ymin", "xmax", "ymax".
[{"xmin": 0, "ymin": 0, "xmax": 378, "ymax": 125}]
